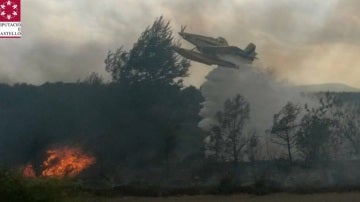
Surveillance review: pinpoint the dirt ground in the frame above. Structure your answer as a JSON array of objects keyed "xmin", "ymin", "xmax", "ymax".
[{"xmin": 67, "ymin": 192, "xmax": 360, "ymax": 202}]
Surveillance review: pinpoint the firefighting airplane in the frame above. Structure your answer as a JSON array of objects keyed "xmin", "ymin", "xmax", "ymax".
[{"xmin": 173, "ymin": 26, "xmax": 257, "ymax": 69}]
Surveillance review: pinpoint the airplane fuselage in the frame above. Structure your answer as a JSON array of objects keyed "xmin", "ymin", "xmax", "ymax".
[{"xmin": 173, "ymin": 47, "xmax": 238, "ymax": 68}]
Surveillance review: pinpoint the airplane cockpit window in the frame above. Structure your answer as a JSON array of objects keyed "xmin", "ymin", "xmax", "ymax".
[{"xmin": 217, "ymin": 37, "xmax": 228, "ymax": 45}]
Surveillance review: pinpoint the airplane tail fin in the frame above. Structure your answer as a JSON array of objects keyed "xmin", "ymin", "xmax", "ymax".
[
  {"xmin": 244, "ymin": 43, "xmax": 256, "ymax": 54},
  {"xmin": 180, "ymin": 25, "xmax": 186, "ymax": 34},
  {"xmin": 244, "ymin": 43, "xmax": 257, "ymax": 59}
]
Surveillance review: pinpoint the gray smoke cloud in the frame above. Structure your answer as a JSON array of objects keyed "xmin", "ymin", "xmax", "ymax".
[
  {"xmin": 198, "ymin": 59, "xmax": 318, "ymax": 161},
  {"xmin": 198, "ymin": 60, "xmax": 308, "ymax": 133}
]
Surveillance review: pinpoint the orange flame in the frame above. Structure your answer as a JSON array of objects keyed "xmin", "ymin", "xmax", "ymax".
[
  {"xmin": 41, "ymin": 146, "xmax": 95, "ymax": 178},
  {"xmin": 23, "ymin": 163, "xmax": 36, "ymax": 178}
]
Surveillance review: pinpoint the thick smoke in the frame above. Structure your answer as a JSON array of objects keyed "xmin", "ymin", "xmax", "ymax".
[
  {"xmin": 1, "ymin": 1, "xmax": 360, "ymax": 88},
  {"xmin": 198, "ymin": 58, "xmax": 307, "ymax": 134}
]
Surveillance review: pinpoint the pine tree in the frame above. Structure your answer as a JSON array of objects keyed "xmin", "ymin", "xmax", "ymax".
[
  {"xmin": 214, "ymin": 94, "xmax": 250, "ymax": 172},
  {"xmin": 271, "ymin": 102, "xmax": 300, "ymax": 163},
  {"xmin": 105, "ymin": 16, "xmax": 189, "ymax": 87},
  {"xmin": 296, "ymin": 94, "xmax": 335, "ymax": 161}
]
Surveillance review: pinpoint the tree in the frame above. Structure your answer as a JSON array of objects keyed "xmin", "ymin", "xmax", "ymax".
[
  {"xmin": 337, "ymin": 102, "xmax": 360, "ymax": 156},
  {"xmin": 213, "ymin": 94, "xmax": 250, "ymax": 171},
  {"xmin": 246, "ymin": 129, "xmax": 259, "ymax": 163},
  {"xmin": 103, "ymin": 17, "xmax": 196, "ymax": 173},
  {"xmin": 105, "ymin": 16, "xmax": 189, "ymax": 87},
  {"xmin": 81, "ymin": 72, "xmax": 104, "ymax": 85},
  {"xmin": 207, "ymin": 125, "xmax": 224, "ymax": 161},
  {"xmin": 296, "ymin": 94, "xmax": 335, "ymax": 162},
  {"xmin": 159, "ymin": 123, "xmax": 178, "ymax": 183},
  {"xmin": 271, "ymin": 102, "xmax": 300, "ymax": 163}
]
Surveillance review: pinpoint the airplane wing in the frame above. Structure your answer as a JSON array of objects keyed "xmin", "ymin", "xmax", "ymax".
[
  {"xmin": 201, "ymin": 46, "xmax": 243, "ymax": 54},
  {"xmin": 202, "ymin": 45, "xmax": 257, "ymax": 60}
]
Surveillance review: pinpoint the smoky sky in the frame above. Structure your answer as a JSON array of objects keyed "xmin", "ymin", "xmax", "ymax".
[{"xmin": 0, "ymin": 0, "xmax": 360, "ymax": 87}]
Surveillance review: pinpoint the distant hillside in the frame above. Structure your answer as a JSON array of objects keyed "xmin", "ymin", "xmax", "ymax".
[{"xmin": 296, "ymin": 83, "xmax": 360, "ymax": 92}]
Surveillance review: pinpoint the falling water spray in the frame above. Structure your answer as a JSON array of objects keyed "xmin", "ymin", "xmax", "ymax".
[{"xmin": 198, "ymin": 58, "xmax": 306, "ymax": 134}]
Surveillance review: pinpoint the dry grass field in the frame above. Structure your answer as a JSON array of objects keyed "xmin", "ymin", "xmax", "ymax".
[{"xmin": 67, "ymin": 192, "xmax": 360, "ymax": 202}]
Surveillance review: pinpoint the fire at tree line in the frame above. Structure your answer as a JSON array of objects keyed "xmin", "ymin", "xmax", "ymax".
[{"xmin": 1, "ymin": 17, "xmax": 360, "ymax": 190}]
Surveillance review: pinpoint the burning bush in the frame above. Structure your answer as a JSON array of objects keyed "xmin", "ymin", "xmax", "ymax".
[
  {"xmin": 23, "ymin": 146, "xmax": 95, "ymax": 178},
  {"xmin": 41, "ymin": 146, "xmax": 95, "ymax": 178},
  {"xmin": 23, "ymin": 163, "xmax": 36, "ymax": 178}
]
